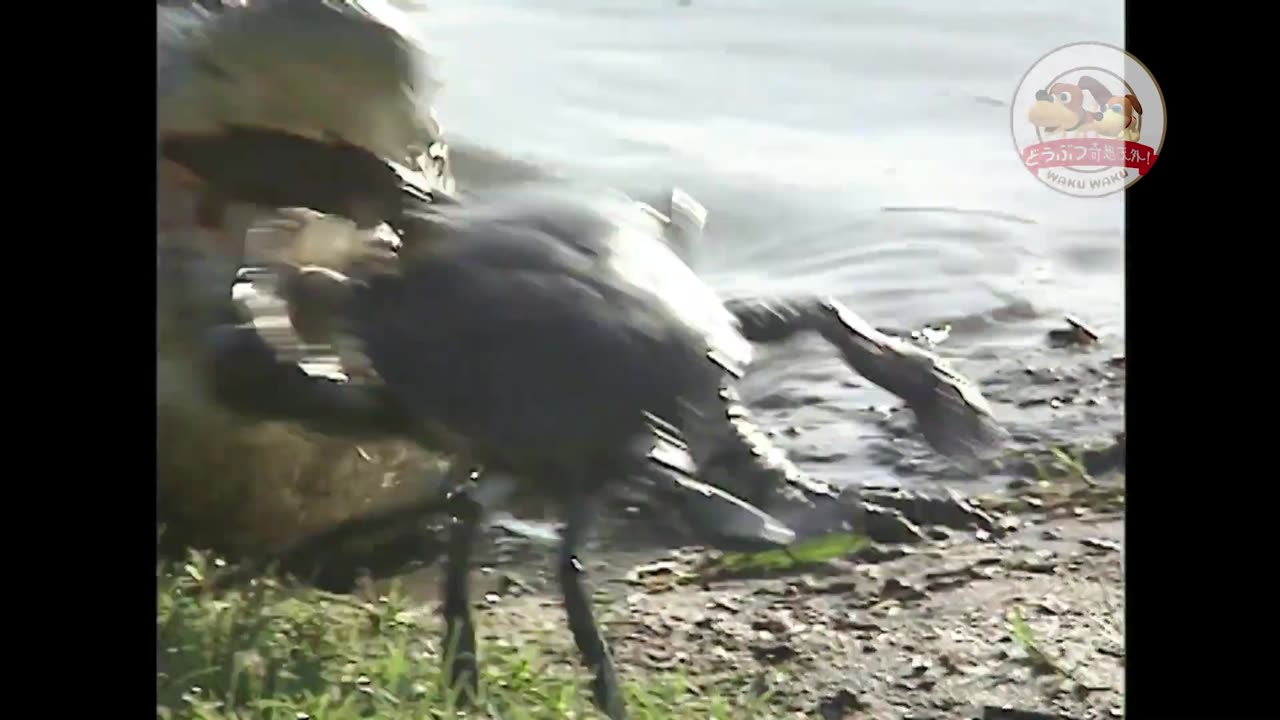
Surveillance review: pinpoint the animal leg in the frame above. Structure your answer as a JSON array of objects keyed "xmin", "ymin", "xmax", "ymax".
[
  {"xmin": 558, "ymin": 499, "xmax": 629, "ymax": 720},
  {"xmin": 441, "ymin": 492, "xmax": 483, "ymax": 705},
  {"xmin": 723, "ymin": 296, "xmax": 1007, "ymax": 464}
]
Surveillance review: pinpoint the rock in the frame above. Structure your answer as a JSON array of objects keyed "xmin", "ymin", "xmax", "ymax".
[
  {"xmin": 750, "ymin": 642, "xmax": 798, "ymax": 664},
  {"xmin": 1098, "ymin": 643, "xmax": 1125, "ymax": 660},
  {"xmin": 1008, "ymin": 550, "xmax": 1059, "ymax": 574},
  {"xmin": 817, "ymin": 689, "xmax": 869, "ymax": 719},
  {"xmin": 861, "ymin": 503, "xmax": 931, "ymax": 544},
  {"xmin": 1034, "ymin": 596, "xmax": 1069, "ymax": 616},
  {"xmin": 751, "ymin": 614, "xmax": 790, "ymax": 634},
  {"xmin": 1081, "ymin": 435, "xmax": 1126, "ymax": 476},
  {"xmin": 1047, "ymin": 314, "xmax": 1099, "ymax": 348},
  {"xmin": 747, "ymin": 671, "xmax": 771, "ymax": 698},
  {"xmin": 708, "ymin": 596, "xmax": 740, "ymax": 613},
  {"xmin": 805, "ymin": 577, "xmax": 860, "ymax": 595},
  {"xmin": 923, "ymin": 557, "xmax": 1001, "ymax": 591},
  {"xmin": 880, "ymin": 577, "xmax": 929, "ymax": 602},
  {"xmin": 854, "ymin": 544, "xmax": 911, "ymax": 563},
  {"xmin": 625, "ymin": 558, "xmax": 695, "ymax": 592},
  {"xmin": 981, "ymin": 706, "xmax": 1071, "ymax": 720},
  {"xmin": 833, "ymin": 613, "xmax": 883, "ymax": 633},
  {"xmin": 495, "ymin": 572, "xmax": 533, "ymax": 596},
  {"xmin": 907, "ymin": 655, "xmax": 933, "ymax": 677},
  {"xmin": 1080, "ymin": 537, "xmax": 1122, "ymax": 553},
  {"xmin": 643, "ymin": 647, "xmax": 681, "ymax": 670}
]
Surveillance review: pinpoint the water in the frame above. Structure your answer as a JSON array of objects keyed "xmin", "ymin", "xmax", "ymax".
[{"xmin": 412, "ymin": 0, "xmax": 1126, "ymax": 490}]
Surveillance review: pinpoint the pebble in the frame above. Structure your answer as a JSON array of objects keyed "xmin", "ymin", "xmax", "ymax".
[
  {"xmin": 817, "ymin": 689, "xmax": 868, "ymax": 720},
  {"xmin": 708, "ymin": 596, "xmax": 739, "ymax": 613},
  {"xmin": 881, "ymin": 577, "xmax": 929, "ymax": 602},
  {"xmin": 1081, "ymin": 537, "xmax": 1122, "ymax": 553},
  {"xmin": 908, "ymin": 656, "xmax": 932, "ymax": 676},
  {"xmin": 751, "ymin": 642, "xmax": 798, "ymax": 664}
]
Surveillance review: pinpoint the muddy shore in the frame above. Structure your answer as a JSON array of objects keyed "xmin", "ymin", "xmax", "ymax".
[{"xmin": 364, "ymin": 459, "xmax": 1122, "ymax": 718}]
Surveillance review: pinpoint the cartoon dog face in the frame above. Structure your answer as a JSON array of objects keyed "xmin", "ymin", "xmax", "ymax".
[
  {"xmin": 1027, "ymin": 82, "xmax": 1095, "ymax": 135},
  {"xmin": 1090, "ymin": 94, "xmax": 1143, "ymax": 140}
]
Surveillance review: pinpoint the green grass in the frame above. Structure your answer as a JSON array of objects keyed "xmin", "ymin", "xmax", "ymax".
[
  {"xmin": 1006, "ymin": 605, "xmax": 1114, "ymax": 696},
  {"xmin": 1006, "ymin": 606, "xmax": 1072, "ymax": 679},
  {"xmin": 158, "ymin": 551, "xmax": 773, "ymax": 720},
  {"xmin": 703, "ymin": 532, "xmax": 870, "ymax": 577}
]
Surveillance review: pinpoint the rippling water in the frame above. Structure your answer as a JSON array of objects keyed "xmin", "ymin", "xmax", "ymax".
[{"xmin": 412, "ymin": 0, "xmax": 1126, "ymax": 490}]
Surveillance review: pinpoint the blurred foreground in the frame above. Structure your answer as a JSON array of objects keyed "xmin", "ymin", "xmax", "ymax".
[{"xmin": 159, "ymin": 458, "xmax": 1124, "ymax": 719}]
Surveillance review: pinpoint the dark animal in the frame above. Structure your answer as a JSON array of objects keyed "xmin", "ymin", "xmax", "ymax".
[
  {"xmin": 207, "ymin": 184, "xmax": 818, "ymax": 719},
  {"xmin": 200, "ymin": 179, "xmax": 1009, "ymax": 720}
]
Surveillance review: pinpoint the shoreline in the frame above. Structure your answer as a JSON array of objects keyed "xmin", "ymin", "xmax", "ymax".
[{"xmin": 374, "ymin": 463, "xmax": 1124, "ymax": 719}]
